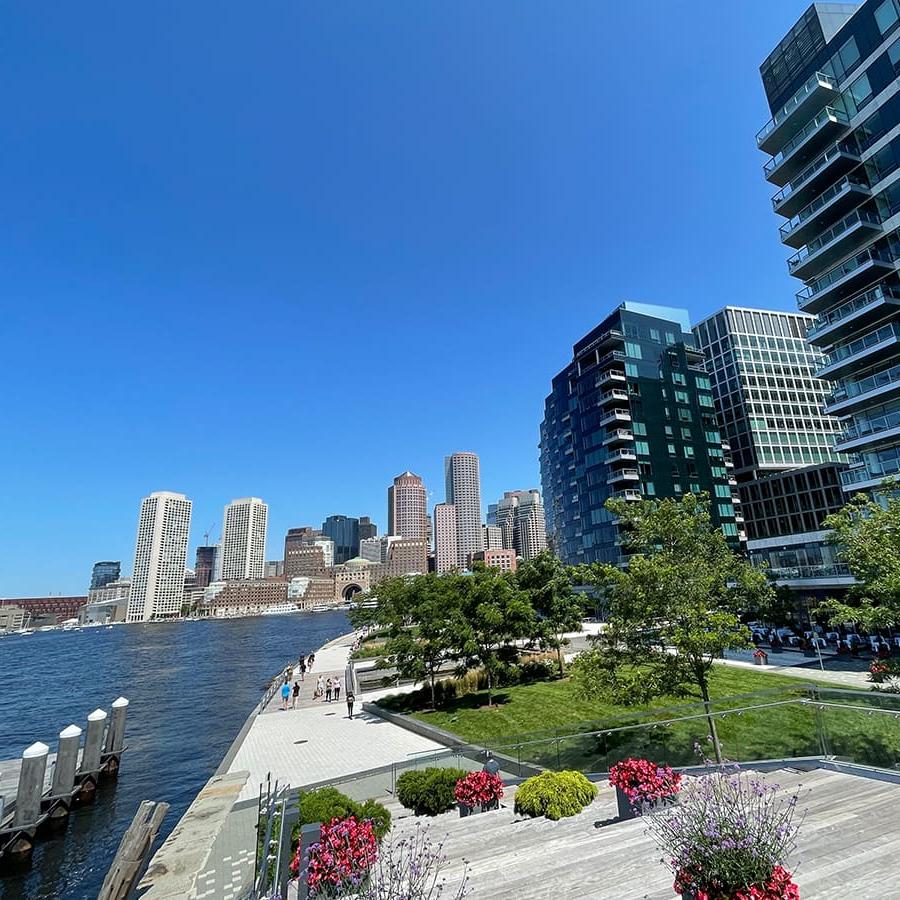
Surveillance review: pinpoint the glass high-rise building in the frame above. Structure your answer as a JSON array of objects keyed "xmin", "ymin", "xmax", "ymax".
[
  {"xmin": 90, "ymin": 560, "xmax": 120, "ymax": 591},
  {"xmin": 322, "ymin": 514, "xmax": 360, "ymax": 564},
  {"xmin": 758, "ymin": 1, "xmax": 900, "ymax": 494},
  {"xmin": 540, "ymin": 301, "xmax": 741, "ymax": 567},
  {"xmin": 693, "ymin": 307, "xmax": 841, "ymax": 481}
]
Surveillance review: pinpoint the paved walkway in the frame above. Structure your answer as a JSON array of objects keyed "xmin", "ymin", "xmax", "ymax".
[
  {"xmin": 226, "ymin": 632, "xmax": 443, "ymax": 803},
  {"xmin": 718, "ymin": 655, "xmax": 873, "ymax": 689}
]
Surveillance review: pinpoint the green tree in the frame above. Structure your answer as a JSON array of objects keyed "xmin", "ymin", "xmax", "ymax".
[
  {"xmin": 571, "ymin": 493, "xmax": 771, "ymax": 763},
  {"xmin": 819, "ymin": 487, "xmax": 900, "ymax": 630},
  {"xmin": 456, "ymin": 566, "xmax": 536, "ymax": 706},
  {"xmin": 516, "ymin": 550, "xmax": 584, "ymax": 677}
]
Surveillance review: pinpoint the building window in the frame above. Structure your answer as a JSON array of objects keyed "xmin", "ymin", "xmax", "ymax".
[
  {"xmin": 625, "ymin": 341, "xmax": 642, "ymax": 359},
  {"xmin": 635, "ymin": 440, "xmax": 650, "ymax": 456},
  {"xmin": 672, "ymin": 372, "xmax": 686, "ymax": 386},
  {"xmin": 722, "ymin": 522, "xmax": 738, "ymax": 537},
  {"xmin": 643, "ymin": 481, "xmax": 656, "ymax": 496},
  {"xmin": 714, "ymin": 484, "xmax": 731, "ymax": 498},
  {"xmin": 625, "ymin": 362, "xmax": 639, "ymax": 377},
  {"xmin": 875, "ymin": 0, "xmax": 900, "ymax": 36},
  {"xmin": 675, "ymin": 390, "xmax": 690, "ymax": 404},
  {"xmin": 665, "ymin": 332, "xmax": 677, "ymax": 346},
  {"xmin": 649, "ymin": 328, "xmax": 660, "ymax": 342},
  {"xmin": 718, "ymin": 503, "xmax": 733, "ymax": 518},
  {"xmin": 668, "ymin": 443, "xmax": 677, "ymax": 456},
  {"xmin": 684, "ymin": 446, "xmax": 695, "ymax": 458},
  {"xmin": 633, "ymin": 421, "xmax": 647, "ymax": 436}
]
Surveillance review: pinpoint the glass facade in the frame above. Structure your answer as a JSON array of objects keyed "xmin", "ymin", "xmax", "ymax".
[
  {"xmin": 692, "ymin": 307, "xmax": 841, "ymax": 480},
  {"xmin": 540, "ymin": 302, "xmax": 741, "ymax": 566},
  {"xmin": 760, "ymin": 1, "xmax": 900, "ymax": 494},
  {"xmin": 90, "ymin": 560, "xmax": 121, "ymax": 591},
  {"xmin": 321, "ymin": 515, "xmax": 360, "ymax": 565}
]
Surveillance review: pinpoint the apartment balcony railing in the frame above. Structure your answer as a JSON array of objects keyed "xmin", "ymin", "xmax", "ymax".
[
  {"xmin": 836, "ymin": 407, "xmax": 900, "ymax": 452},
  {"xmin": 807, "ymin": 285, "xmax": 900, "ymax": 346},
  {"xmin": 764, "ymin": 107, "xmax": 851, "ymax": 187},
  {"xmin": 841, "ymin": 457, "xmax": 900, "ymax": 489},
  {"xmin": 826, "ymin": 360, "xmax": 900, "ymax": 414},
  {"xmin": 610, "ymin": 489, "xmax": 642, "ymax": 502},
  {"xmin": 597, "ymin": 388, "xmax": 630, "ymax": 408},
  {"xmin": 787, "ymin": 209, "xmax": 882, "ymax": 280},
  {"xmin": 599, "ymin": 409, "xmax": 632, "ymax": 428},
  {"xmin": 757, "ymin": 71, "xmax": 840, "ymax": 154},
  {"xmin": 602, "ymin": 428, "xmax": 634, "ymax": 446},
  {"xmin": 778, "ymin": 172, "xmax": 870, "ymax": 244},
  {"xmin": 596, "ymin": 367, "xmax": 626, "ymax": 387},
  {"xmin": 607, "ymin": 468, "xmax": 640, "ymax": 484},
  {"xmin": 816, "ymin": 322, "xmax": 900, "ymax": 379},
  {"xmin": 767, "ymin": 563, "xmax": 852, "ymax": 580},
  {"xmin": 605, "ymin": 448, "xmax": 637, "ymax": 463},
  {"xmin": 796, "ymin": 248, "xmax": 896, "ymax": 313}
]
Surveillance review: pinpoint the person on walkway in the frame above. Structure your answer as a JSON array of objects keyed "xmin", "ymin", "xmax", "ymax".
[
  {"xmin": 315, "ymin": 675, "xmax": 324, "ymax": 699},
  {"xmin": 291, "ymin": 681, "xmax": 300, "ymax": 709},
  {"xmin": 333, "ymin": 676, "xmax": 342, "ymax": 702},
  {"xmin": 346, "ymin": 690, "xmax": 355, "ymax": 720},
  {"xmin": 325, "ymin": 677, "xmax": 333, "ymax": 702},
  {"xmin": 280, "ymin": 680, "xmax": 291, "ymax": 711},
  {"xmin": 299, "ymin": 658, "xmax": 306, "ymax": 681},
  {"xmin": 308, "ymin": 652, "xmax": 315, "ymax": 671}
]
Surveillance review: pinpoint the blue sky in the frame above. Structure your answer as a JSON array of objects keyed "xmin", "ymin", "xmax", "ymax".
[{"xmin": 2, "ymin": 1, "xmax": 807, "ymax": 596}]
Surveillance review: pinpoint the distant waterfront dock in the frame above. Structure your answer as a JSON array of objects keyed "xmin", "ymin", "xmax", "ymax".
[{"xmin": 0, "ymin": 697, "xmax": 129, "ymax": 866}]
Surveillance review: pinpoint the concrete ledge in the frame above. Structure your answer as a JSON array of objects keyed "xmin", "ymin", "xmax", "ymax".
[{"xmin": 138, "ymin": 770, "xmax": 248, "ymax": 899}]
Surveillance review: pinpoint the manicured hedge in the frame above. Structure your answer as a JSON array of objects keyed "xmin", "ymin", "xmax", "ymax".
[
  {"xmin": 396, "ymin": 767, "xmax": 469, "ymax": 816},
  {"xmin": 513, "ymin": 771, "xmax": 597, "ymax": 820},
  {"xmin": 294, "ymin": 786, "xmax": 391, "ymax": 841}
]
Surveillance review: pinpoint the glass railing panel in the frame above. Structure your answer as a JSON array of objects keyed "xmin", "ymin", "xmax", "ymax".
[
  {"xmin": 841, "ymin": 456, "xmax": 900, "ymax": 485},
  {"xmin": 779, "ymin": 171, "xmax": 868, "ymax": 234},
  {"xmin": 821, "ymin": 323, "xmax": 900, "ymax": 367},
  {"xmin": 773, "ymin": 142, "xmax": 859, "ymax": 209},
  {"xmin": 833, "ymin": 360, "xmax": 900, "ymax": 403},
  {"xmin": 799, "ymin": 249, "xmax": 895, "ymax": 301},
  {"xmin": 808, "ymin": 286, "xmax": 900, "ymax": 335},
  {"xmin": 841, "ymin": 407, "xmax": 900, "ymax": 442},
  {"xmin": 818, "ymin": 702, "xmax": 900, "ymax": 768},
  {"xmin": 789, "ymin": 210, "xmax": 881, "ymax": 269},
  {"xmin": 757, "ymin": 72, "xmax": 838, "ymax": 146},
  {"xmin": 765, "ymin": 107, "xmax": 850, "ymax": 176}
]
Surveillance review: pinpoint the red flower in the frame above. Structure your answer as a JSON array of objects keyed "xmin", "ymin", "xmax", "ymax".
[
  {"xmin": 610, "ymin": 758, "xmax": 682, "ymax": 804},
  {"xmin": 291, "ymin": 815, "xmax": 377, "ymax": 894},
  {"xmin": 673, "ymin": 866, "xmax": 799, "ymax": 900},
  {"xmin": 454, "ymin": 771, "xmax": 504, "ymax": 807}
]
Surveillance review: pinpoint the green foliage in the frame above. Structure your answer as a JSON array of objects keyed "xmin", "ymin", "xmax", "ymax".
[
  {"xmin": 395, "ymin": 768, "xmax": 469, "ymax": 816},
  {"xmin": 572, "ymin": 494, "xmax": 771, "ymax": 762},
  {"xmin": 513, "ymin": 771, "xmax": 597, "ymax": 820},
  {"xmin": 820, "ymin": 488, "xmax": 900, "ymax": 629},
  {"xmin": 295, "ymin": 787, "xmax": 391, "ymax": 841}
]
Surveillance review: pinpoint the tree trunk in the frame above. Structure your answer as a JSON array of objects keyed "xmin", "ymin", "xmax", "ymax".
[
  {"xmin": 556, "ymin": 639, "xmax": 564, "ymax": 679},
  {"xmin": 487, "ymin": 667, "xmax": 493, "ymax": 707},
  {"xmin": 698, "ymin": 673, "xmax": 723, "ymax": 764},
  {"xmin": 430, "ymin": 669, "xmax": 436, "ymax": 709}
]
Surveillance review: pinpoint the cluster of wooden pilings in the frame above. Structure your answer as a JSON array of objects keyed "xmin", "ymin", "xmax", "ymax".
[{"xmin": 0, "ymin": 696, "xmax": 129, "ymax": 867}]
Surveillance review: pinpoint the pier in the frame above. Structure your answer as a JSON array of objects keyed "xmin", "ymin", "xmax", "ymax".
[{"xmin": 0, "ymin": 697, "xmax": 129, "ymax": 866}]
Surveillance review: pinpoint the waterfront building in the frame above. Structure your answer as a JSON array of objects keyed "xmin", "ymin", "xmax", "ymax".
[
  {"xmin": 444, "ymin": 452, "xmax": 483, "ymax": 569},
  {"xmin": 388, "ymin": 471, "xmax": 429, "ymax": 540},
  {"xmin": 487, "ymin": 503, "xmax": 498, "ymax": 526},
  {"xmin": 90, "ymin": 560, "xmax": 121, "ymax": 591},
  {"xmin": 494, "ymin": 490, "xmax": 548, "ymax": 560},
  {"xmin": 264, "ymin": 560, "xmax": 284, "ymax": 578},
  {"xmin": 540, "ymin": 302, "xmax": 741, "ymax": 566},
  {"xmin": 470, "ymin": 548, "xmax": 517, "ymax": 573},
  {"xmin": 433, "ymin": 502, "xmax": 458, "ymax": 574},
  {"xmin": 692, "ymin": 307, "xmax": 841, "ymax": 480},
  {"xmin": 322, "ymin": 515, "xmax": 360, "ymax": 565},
  {"xmin": 194, "ymin": 545, "xmax": 218, "ymax": 588},
  {"xmin": 220, "ymin": 498, "xmax": 268, "ymax": 581},
  {"xmin": 87, "ymin": 577, "xmax": 131, "ymax": 605},
  {"xmin": 358, "ymin": 516, "xmax": 377, "ymax": 542},
  {"xmin": 80, "ymin": 596, "xmax": 128, "ymax": 624},
  {"xmin": 0, "ymin": 606, "xmax": 29, "ymax": 632},
  {"xmin": 0, "ymin": 596, "xmax": 87, "ymax": 624},
  {"xmin": 128, "ymin": 491, "xmax": 192, "ymax": 622},
  {"xmin": 204, "ymin": 577, "xmax": 290, "ymax": 618},
  {"xmin": 380, "ymin": 536, "xmax": 429, "ymax": 577},
  {"xmin": 482, "ymin": 524, "xmax": 503, "ymax": 550},
  {"xmin": 758, "ymin": 1, "xmax": 900, "ymax": 494},
  {"xmin": 285, "ymin": 543, "xmax": 329, "ymax": 576},
  {"xmin": 360, "ymin": 536, "xmax": 385, "ymax": 563}
]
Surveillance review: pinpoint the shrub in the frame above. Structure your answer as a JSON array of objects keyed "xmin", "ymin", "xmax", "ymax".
[
  {"xmin": 513, "ymin": 771, "xmax": 597, "ymax": 820},
  {"xmin": 396, "ymin": 767, "xmax": 469, "ymax": 816},
  {"xmin": 519, "ymin": 657, "xmax": 556, "ymax": 683},
  {"xmin": 454, "ymin": 771, "xmax": 504, "ymax": 808},
  {"xmin": 294, "ymin": 787, "xmax": 391, "ymax": 842}
]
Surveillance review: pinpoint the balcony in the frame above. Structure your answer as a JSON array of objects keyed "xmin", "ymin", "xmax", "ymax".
[
  {"xmin": 599, "ymin": 409, "xmax": 632, "ymax": 428},
  {"xmin": 778, "ymin": 173, "xmax": 870, "ymax": 244},
  {"xmin": 835, "ymin": 408, "xmax": 900, "ymax": 453},
  {"xmin": 597, "ymin": 388, "xmax": 630, "ymax": 408},
  {"xmin": 796, "ymin": 248, "xmax": 896, "ymax": 314},
  {"xmin": 825, "ymin": 360, "xmax": 900, "ymax": 414},
  {"xmin": 607, "ymin": 468, "xmax": 640, "ymax": 485},
  {"xmin": 841, "ymin": 457, "xmax": 900, "ymax": 491},
  {"xmin": 764, "ymin": 107, "xmax": 851, "ymax": 187},
  {"xmin": 807, "ymin": 285, "xmax": 900, "ymax": 346},
  {"xmin": 757, "ymin": 72, "xmax": 840, "ymax": 154},
  {"xmin": 602, "ymin": 428, "xmax": 634, "ymax": 446},
  {"xmin": 597, "ymin": 367, "xmax": 626, "ymax": 387},
  {"xmin": 610, "ymin": 489, "xmax": 642, "ymax": 502},
  {"xmin": 787, "ymin": 209, "xmax": 882, "ymax": 281},
  {"xmin": 606, "ymin": 448, "xmax": 637, "ymax": 463},
  {"xmin": 772, "ymin": 144, "xmax": 862, "ymax": 221},
  {"xmin": 816, "ymin": 322, "xmax": 900, "ymax": 379}
]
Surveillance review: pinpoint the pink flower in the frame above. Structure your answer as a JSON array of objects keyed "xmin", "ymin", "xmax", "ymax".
[{"xmin": 454, "ymin": 771, "xmax": 504, "ymax": 807}]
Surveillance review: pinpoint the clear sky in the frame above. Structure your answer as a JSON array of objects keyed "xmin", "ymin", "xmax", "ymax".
[{"xmin": 2, "ymin": 1, "xmax": 810, "ymax": 596}]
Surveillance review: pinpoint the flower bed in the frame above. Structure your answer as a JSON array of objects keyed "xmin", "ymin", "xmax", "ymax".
[
  {"xmin": 454, "ymin": 770, "xmax": 503, "ymax": 814},
  {"xmin": 609, "ymin": 758, "xmax": 681, "ymax": 813},
  {"xmin": 292, "ymin": 815, "xmax": 378, "ymax": 895}
]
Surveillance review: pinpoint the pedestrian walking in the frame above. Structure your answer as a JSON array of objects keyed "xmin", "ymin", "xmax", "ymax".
[
  {"xmin": 280, "ymin": 680, "xmax": 291, "ymax": 711},
  {"xmin": 346, "ymin": 690, "xmax": 355, "ymax": 720},
  {"xmin": 291, "ymin": 681, "xmax": 300, "ymax": 709},
  {"xmin": 325, "ymin": 677, "xmax": 333, "ymax": 703},
  {"xmin": 315, "ymin": 675, "xmax": 325, "ymax": 699},
  {"xmin": 308, "ymin": 652, "xmax": 315, "ymax": 671},
  {"xmin": 299, "ymin": 658, "xmax": 306, "ymax": 681},
  {"xmin": 334, "ymin": 676, "xmax": 342, "ymax": 701}
]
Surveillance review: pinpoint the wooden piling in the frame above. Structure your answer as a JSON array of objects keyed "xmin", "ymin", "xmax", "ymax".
[
  {"xmin": 7, "ymin": 742, "xmax": 49, "ymax": 858},
  {"xmin": 78, "ymin": 708, "xmax": 107, "ymax": 801},
  {"xmin": 48, "ymin": 725, "xmax": 82, "ymax": 819},
  {"xmin": 98, "ymin": 799, "xmax": 169, "ymax": 900}
]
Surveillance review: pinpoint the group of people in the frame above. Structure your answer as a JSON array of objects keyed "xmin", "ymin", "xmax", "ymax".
[
  {"xmin": 277, "ymin": 650, "xmax": 356, "ymax": 718},
  {"xmin": 314, "ymin": 674, "xmax": 342, "ymax": 702}
]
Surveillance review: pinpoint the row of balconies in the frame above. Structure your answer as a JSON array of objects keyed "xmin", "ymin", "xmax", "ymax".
[
  {"xmin": 835, "ymin": 406, "xmax": 900, "ymax": 453},
  {"xmin": 816, "ymin": 321, "xmax": 900, "ymax": 379},
  {"xmin": 796, "ymin": 246, "xmax": 897, "ymax": 313},
  {"xmin": 826, "ymin": 358, "xmax": 900, "ymax": 414},
  {"xmin": 806, "ymin": 284, "xmax": 900, "ymax": 346},
  {"xmin": 787, "ymin": 208, "xmax": 882, "ymax": 280}
]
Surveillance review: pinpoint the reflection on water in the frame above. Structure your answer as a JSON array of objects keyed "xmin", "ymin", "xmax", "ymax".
[{"xmin": 0, "ymin": 612, "xmax": 349, "ymax": 899}]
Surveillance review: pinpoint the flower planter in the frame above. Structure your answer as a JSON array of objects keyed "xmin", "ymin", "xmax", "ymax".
[
  {"xmin": 457, "ymin": 802, "xmax": 472, "ymax": 818},
  {"xmin": 615, "ymin": 786, "xmax": 637, "ymax": 820},
  {"xmin": 481, "ymin": 798, "xmax": 499, "ymax": 812},
  {"xmin": 615, "ymin": 786, "xmax": 676, "ymax": 819}
]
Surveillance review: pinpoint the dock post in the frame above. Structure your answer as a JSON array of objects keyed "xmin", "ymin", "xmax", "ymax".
[
  {"xmin": 8, "ymin": 742, "xmax": 50, "ymax": 857},
  {"xmin": 103, "ymin": 697, "xmax": 129, "ymax": 776},
  {"xmin": 48, "ymin": 725, "xmax": 82, "ymax": 820},
  {"xmin": 78, "ymin": 709, "xmax": 108, "ymax": 801}
]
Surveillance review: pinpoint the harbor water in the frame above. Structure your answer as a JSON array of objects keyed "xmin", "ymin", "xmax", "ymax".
[{"xmin": 0, "ymin": 610, "xmax": 350, "ymax": 899}]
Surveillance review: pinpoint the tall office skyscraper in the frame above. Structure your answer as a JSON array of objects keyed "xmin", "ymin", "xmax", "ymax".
[
  {"xmin": 540, "ymin": 302, "xmax": 740, "ymax": 566},
  {"xmin": 358, "ymin": 516, "xmax": 378, "ymax": 541},
  {"xmin": 494, "ymin": 490, "xmax": 547, "ymax": 559},
  {"xmin": 433, "ymin": 502, "xmax": 458, "ymax": 574},
  {"xmin": 444, "ymin": 452, "xmax": 483, "ymax": 569},
  {"xmin": 482, "ymin": 524, "xmax": 503, "ymax": 550},
  {"xmin": 388, "ymin": 471, "xmax": 428, "ymax": 540},
  {"xmin": 128, "ymin": 491, "xmax": 192, "ymax": 622},
  {"xmin": 693, "ymin": 307, "xmax": 841, "ymax": 480},
  {"xmin": 758, "ymin": 2, "xmax": 900, "ymax": 494},
  {"xmin": 194, "ymin": 545, "xmax": 218, "ymax": 589},
  {"xmin": 220, "ymin": 498, "xmax": 268, "ymax": 580},
  {"xmin": 90, "ymin": 560, "xmax": 120, "ymax": 591},
  {"xmin": 322, "ymin": 515, "xmax": 360, "ymax": 564}
]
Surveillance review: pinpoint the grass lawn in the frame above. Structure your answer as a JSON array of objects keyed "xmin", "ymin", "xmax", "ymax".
[{"xmin": 378, "ymin": 666, "xmax": 900, "ymax": 772}]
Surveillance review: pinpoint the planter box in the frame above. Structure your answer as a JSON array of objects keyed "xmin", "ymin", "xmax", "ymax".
[
  {"xmin": 458, "ymin": 799, "xmax": 500, "ymax": 817},
  {"xmin": 458, "ymin": 803, "xmax": 472, "ymax": 818},
  {"xmin": 615, "ymin": 786, "xmax": 676, "ymax": 820}
]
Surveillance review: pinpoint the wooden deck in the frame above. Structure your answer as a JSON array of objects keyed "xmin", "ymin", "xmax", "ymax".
[
  {"xmin": 388, "ymin": 767, "xmax": 900, "ymax": 899},
  {"xmin": 0, "ymin": 752, "xmax": 58, "ymax": 825}
]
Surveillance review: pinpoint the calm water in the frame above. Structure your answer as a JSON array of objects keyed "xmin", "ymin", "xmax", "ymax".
[{"xmin": 0, "ymin": 611, "xmax": 350, "ymax": 900}]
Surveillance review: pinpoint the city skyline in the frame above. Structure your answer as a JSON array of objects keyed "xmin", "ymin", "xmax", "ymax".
[{"xmin": 2, "ymin": 2, "xmax": 823, "ymax": 595}]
